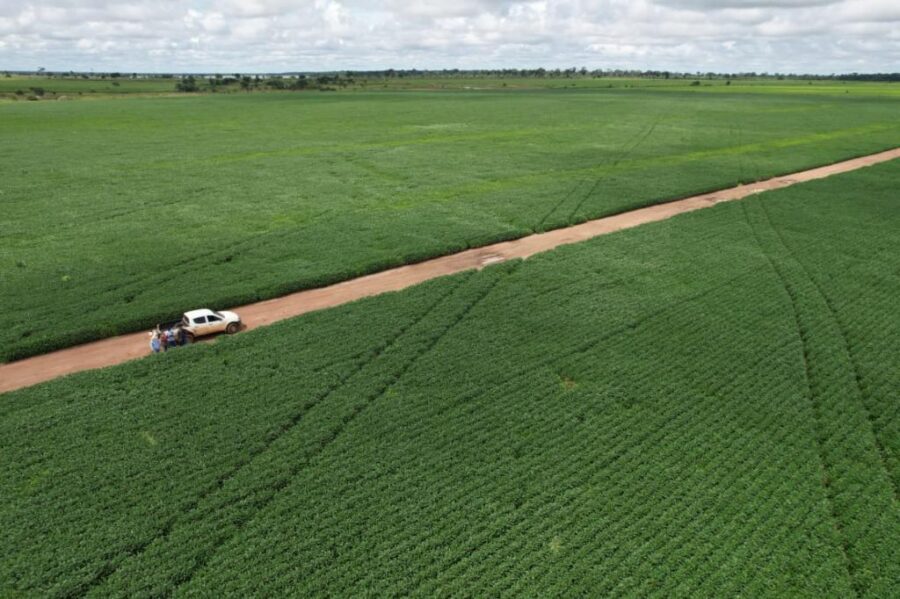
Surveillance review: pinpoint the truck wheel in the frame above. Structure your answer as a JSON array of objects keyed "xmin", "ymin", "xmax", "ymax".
[
  {"xmin": 226, "ymin": 323, "xmax": 239, "ymax": 334},
  {"xmin": 185, "ymin": 332, "xmax": 195, "ymax": 344}
]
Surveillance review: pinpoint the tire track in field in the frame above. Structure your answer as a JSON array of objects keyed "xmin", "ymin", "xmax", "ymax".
[
  {"xmin": 4, "ymin": 147, "xmax": 899, "ymax": 394},
  {"xmin": 69, "ymin": 275, "xmax": 466, "ymax": 598},
  {"xmin": 302, "ymin": 270, "xmax": 768, "ymax": 594},
  {"xmin": 422, "ymin": 267, "xmax": 764, "ymax": 431},
  {"xmin": 563, "ymin": 117, "xmax": 661, "ymax": 225},
  {"xmin": 534, "ymin": 115, "xmax": 661, "ymax": 231},
  {"xmin": 37, "ymin": 227, "xmax": 296, "ymax": 335},
  {"xmin": 27, "ymin": 213, "xmax": 336, "ymax": 358},
  {"xmin": 756, "ymin": 199, "xmax": 899, "ymax": 502},
  {"xmin": 168, "ymin": 265, "xmax": 519, "ymax": 594},
  {"xmin": 71, "ymin": 203, "xmax": 334, "ymax": 306},
  {"xmin": 748, "ymin": 199, "xmax": 900, "ymax": 597},
  {"xmin": 535, "ymin": 178, "xmax": 591, "ymax": 230},
  {"xmin": 403, "ymin": 274, "xmax": 781, "ymax": 595},
  {"xmin": 323, "ymin": 270, "xmax": 764, "ymax": 594},
  {"xmin": 740, "ymin": 201, "xmax": 858, "ymax": 596}
]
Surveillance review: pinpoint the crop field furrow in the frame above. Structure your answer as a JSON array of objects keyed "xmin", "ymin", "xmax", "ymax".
[
  {"xmin": 3, "ymin": 153, "xmax": 899, "ymax": 596},
  {"xmin": 742, "ymin": 197, "xmax": 900, "ymax": 597},
  {"xmin": 742, "ymin": 199, "xmax": 858, "ymax": 587},
  {"xmin": 180, "ymin": 269, "xmax": 772, "ymax": 595},
  {"xmin": 559, "ymin": 121, "xmax": 656, "ymax": 224},
  {"xmin": 9, "ymin": 223, "xmax": 302, "ymax": 330},
  {"xmin": 535, "ymin": 178, "xmax": 590, "ymax": 230},
  {"xmin": 647, "ymin": 418, "xmax": 833, "ymax": 597},
  {"xmin": 409, "ymin": 122, "xmax": 899, "ymax": 209},
  {"xmin": 605, "ymin": 391, "xmax": 802, "ymax": 593},
  {"xmin": 567, "ymin": 115, "xmax": 666, "ymax": 223},
  {"xmin": 395, "ymin": 344, "xmax": 793, "ymax": 594},
  {"xmin": 495, "ymin": 318, "xmax": 810, "ymax": 596},
  {"xmin": 316, "ymin": 380, "xmax": 578, "ymax": 594},
  {"xmin": 5, "ymin": 87, "xmax": 900, "ymax": 362},
  {"xmin": 756, "ymin": 200, "xmax": 900, "ymax": 501},
  {"xmin": 411, "ymin": 397, "xmax": 681, "ymax": 591},
  {"xmin": 63, "ymin": 276, "xmax": 468, "ymax": 598},
  {"xmin": 188, "ymin": 258, "xmax": 788, "ymax": 596},
  {"xmin": 89, "ymin": 267, "xmax": 514, "ymax": 597},
  {"xmin": 472, "ymin": 411, "xmax": 735, "ymax": 596},
  {"xmin": 674, "ymin": 467, "xmax": 818, "ymax": 597},
  {"xmin": 292, "ymin": 363, "xmax": 659, "ymax": 590},
  {"xmin": 166, "ymin": 265, "xmax": 519, "ymax": 594}
]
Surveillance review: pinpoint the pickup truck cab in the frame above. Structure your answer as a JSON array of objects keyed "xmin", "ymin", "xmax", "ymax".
[{"xmin": 181, "ymin": 308, "xmax": 241, "ymax": 340}]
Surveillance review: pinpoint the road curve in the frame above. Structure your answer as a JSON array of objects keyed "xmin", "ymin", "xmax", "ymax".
[{"xmin": 2, "ymin": 147, "xmax": 898, "ymax": 394}]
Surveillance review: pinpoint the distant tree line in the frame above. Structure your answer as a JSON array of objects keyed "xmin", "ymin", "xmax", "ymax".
[
  {"xmin": 5, "ymin": 69, "xmax": 897, "ymax": 98},
  {"xmin": 328, "ymin": 68, "xmax": 900, "ymax": 82},
  {"xmin": 835, "ymin": 73, "xmax": 900, "ymax": 82},
  {"xmin": 171, "ymin": 72, "xmax": 352, "ymax": 93},
  {"xmin": 10, "ymin": 68, "xmax": 900, "ymax": 83},
  {"xmin": 163, "ymin": 68, "xmax": 898, "ymax": 94}
]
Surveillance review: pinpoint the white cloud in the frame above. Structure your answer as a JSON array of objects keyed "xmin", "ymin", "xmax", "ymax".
[{"xmin": 0, "ymin": 0, "xmax": 896, "ymax": 72}]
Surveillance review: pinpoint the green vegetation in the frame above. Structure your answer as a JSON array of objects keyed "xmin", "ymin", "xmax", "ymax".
[
  {"xmin": 3, "ymin": 72, "xmax": 898, "ymax": 98},
  {"xmin": 1, "ymin": 83, "xmax": 898, "ymax": 362},
  {"xmin": 0, "ymin": 75, "xmax": 178, "ymax": 97},
  {"xmin": 2, "ymin": 161, "xmax": 897, "ymax": 596}
]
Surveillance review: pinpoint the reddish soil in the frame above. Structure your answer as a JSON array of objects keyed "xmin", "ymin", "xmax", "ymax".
[{"xmin": 2, "ymin": 147, "xmax": 898, "ymax": 394}]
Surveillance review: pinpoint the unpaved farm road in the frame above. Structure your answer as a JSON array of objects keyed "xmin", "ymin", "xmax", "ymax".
[{"xmin": 2, "ymin": 147, "xmax": 899, "ymax": 394}]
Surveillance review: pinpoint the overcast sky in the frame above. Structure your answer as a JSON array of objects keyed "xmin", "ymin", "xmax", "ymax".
[{"xmin": 0, "ymin": 0, "xmax": 897, "ymax": 74}]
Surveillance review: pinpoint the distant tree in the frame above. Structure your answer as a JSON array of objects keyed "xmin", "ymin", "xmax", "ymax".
[
  {"xmin": 29, "ymin": 86, "xmax": 45, "ymax": 96},
  {"xmin": 690, "ymin": 80, "xmax": 701, "ymax": 86},
  {"xmin": 175, "ymin": 75, "xmax": 198, "ymax": 92}
]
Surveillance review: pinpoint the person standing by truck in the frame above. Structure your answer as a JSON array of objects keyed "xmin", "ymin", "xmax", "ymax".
[{"xmin": 149, "ymin": 330, "xmax": 161, "ymax": 354}]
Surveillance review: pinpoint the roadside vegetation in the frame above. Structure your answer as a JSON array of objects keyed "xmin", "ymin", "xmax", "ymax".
[
  {"xmin": 2, "ymin": 161, "xmax": 897, "ymax": 596},
  {"xmin": 2, "ymin": 81, "xmax": 898, "ymax": 361}
]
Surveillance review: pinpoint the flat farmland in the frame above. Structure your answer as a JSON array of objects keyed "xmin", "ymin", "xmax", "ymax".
[
  {"xmin": 2, "ymin": 160, "xmax": 897, "ymax": 597},
  {"xmin": 2, "ymin": 84, "xmax": 899, "ymax": 361}
]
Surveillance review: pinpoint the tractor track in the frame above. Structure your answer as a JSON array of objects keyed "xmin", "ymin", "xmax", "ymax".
[{"xmin": 1, "ymin": 147, "xmax": 898, "ymax": 395}]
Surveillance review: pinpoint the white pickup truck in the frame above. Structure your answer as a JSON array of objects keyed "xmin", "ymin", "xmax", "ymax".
[{"xmin": 179, "ymin": 308, "xmax": 242, "ymax": 341}]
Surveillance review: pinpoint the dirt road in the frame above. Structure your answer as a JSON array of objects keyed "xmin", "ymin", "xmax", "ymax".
[{"xmin": 2, "ymin": 147, "xmax": 898, "ymax": 394}]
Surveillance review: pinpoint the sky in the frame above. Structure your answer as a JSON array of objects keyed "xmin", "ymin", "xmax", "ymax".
[{"xmin": 0, "ymin": 0, "xmax": 897, "ymax": 74}]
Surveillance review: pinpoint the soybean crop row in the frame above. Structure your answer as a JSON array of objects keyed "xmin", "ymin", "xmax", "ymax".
[
  {"xmin": 2, "ymin": 160, "xmax": 897, "ymax": 596},
  {"xmin": 2, "ymin": 83, "xmax": 899, "ymax": 361}
]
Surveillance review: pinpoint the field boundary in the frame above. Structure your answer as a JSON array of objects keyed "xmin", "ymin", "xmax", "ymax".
[{"xmin": 1, "ymin": 146, "xmax": 898, "ymax": 395}]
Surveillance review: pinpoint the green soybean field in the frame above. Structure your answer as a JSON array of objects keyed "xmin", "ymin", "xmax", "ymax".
[
  {"xmin": 2, "ymin": 160, "xmax": 897, "ymax": 597},
  {"xmin": 2, "ymin": 83, "xmax": 899, "ymax": 362}
]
